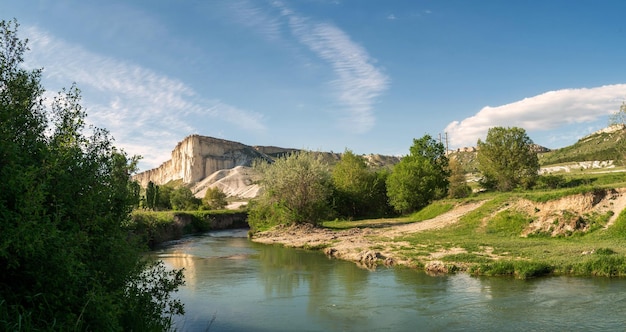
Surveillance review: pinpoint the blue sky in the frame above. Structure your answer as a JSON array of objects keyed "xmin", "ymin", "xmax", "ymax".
[{"xmin": 3, "ymin": 1, "xmax": 626, "ymax": 171}]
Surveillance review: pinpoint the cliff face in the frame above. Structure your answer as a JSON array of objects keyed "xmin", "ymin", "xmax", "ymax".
[{"xmin": 133, "ymin": 135, "xmax": 272, "ymax": 187}]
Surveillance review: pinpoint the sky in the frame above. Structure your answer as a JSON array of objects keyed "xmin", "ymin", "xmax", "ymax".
[{"xmin": 3, "ymin": 0, "xmax": 626, "ymax": 171}]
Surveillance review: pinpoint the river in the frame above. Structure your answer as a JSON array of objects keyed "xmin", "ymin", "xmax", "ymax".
[{"xmin": 153, "ymin": 229, "xmax": 626, "ymax": 331}]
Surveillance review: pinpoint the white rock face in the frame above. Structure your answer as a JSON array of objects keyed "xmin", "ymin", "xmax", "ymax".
[{"xmin": 133, "ymin": 135, "xmax": 271, "ymax": 188}]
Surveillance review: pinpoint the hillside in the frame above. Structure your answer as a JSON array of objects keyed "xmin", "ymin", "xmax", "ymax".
[
  {"xmin": 132, "ymin": 135, "xmax": 400, "ymax": 202},
  {"xmin": 538, "ymin": 124, "xmax": 626, "ymax": 165},
  {"xmin": 447, "ymin": 124, "xmax": 626, "ymax": 172}
]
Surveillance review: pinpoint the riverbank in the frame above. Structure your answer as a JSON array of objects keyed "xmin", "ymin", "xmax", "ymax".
[
  {"xmin": 251, "ymin": 188, "xmax": 626, "ymax": 277},
  {"xmin": 129, "ymin": 210, "xmax": 248, "ymax": 247}
]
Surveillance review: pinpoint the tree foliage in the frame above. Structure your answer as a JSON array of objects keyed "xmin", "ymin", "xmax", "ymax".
[
  {"xmin": 447, "ymin": 157, "xmax": 472, "ymax": 198},
  {"xmin": 477, "ymin": 126, "xmax": 539, "ymax": 191},
  {"xmin": 0, "ymin": 19, "xmax": 183, "ymax": 330},
  {"xmin": 249, "ymin": 151, "xmax": 332, "ymax": 230},
  {"xmin": 202, "ymin": 186, "xmax": 228, "ymax": 210},
  {"xmin": 170, "ymin": 186, "xmax": 201, "ymax": 210},
  {"xmin": 145, "ymin": 181, "xmax": 158, "ymax": 210},
  {"xmin": 386, "ymin": 135, "xmax": 449, "ymax": 213},
  {"xmin": 332, "ymin": 149, "xmax": 392, "ymax": 218}
]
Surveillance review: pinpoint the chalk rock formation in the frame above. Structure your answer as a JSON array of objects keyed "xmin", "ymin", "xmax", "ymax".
[{"xmin": 133, "ymin": 135, "xmax": 272, "ymax": 188}]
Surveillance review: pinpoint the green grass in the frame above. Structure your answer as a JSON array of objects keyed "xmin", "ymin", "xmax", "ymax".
[
  {"xmin": 407, "ymin": 202, "xmax": 454, "ymax": 221},
  {"xmin": 389, "ymin": 194, "xmax": 626, "ymax": 277},
  {"xmin": 322, "ymin": 202, "xmax": 455, "ymax": 230}
]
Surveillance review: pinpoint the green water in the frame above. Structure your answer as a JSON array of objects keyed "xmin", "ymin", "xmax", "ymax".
[{"xmin": 154, "ymin": 229, "xmax": 626, "ymax": 331}]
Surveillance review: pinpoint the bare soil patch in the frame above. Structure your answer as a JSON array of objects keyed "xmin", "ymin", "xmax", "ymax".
[{"xmin": 251, "ymin": 188, "xmax": 626, "ymax": 270}]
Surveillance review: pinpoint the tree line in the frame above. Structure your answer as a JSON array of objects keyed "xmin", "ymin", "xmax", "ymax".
[
  {"xmin": 248, "ymin": 126, "xmax": 542, "ymax": 231},
  {"xmin": 142, "ymin": 181, "xmax": 228, "ymax": 211}
]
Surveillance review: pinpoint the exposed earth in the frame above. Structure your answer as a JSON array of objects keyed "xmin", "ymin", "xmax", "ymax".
[{"xmin": 251, "ymin": 188, "xmax": 626, "ymax": 272}]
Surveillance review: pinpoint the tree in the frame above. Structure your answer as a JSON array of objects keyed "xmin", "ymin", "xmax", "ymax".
[
  {"xmin": 249, "ymin": 151, "xmax": 332, "ymax": 230},
  {"xmin": 170, "ymin": 186, "xmax": 201, "ymax": 210},
  {"xmin": 386, "ymin": 135, "xmax": 450, "ymax": 213},
  {"xmin": 332, "ymin": 149, "xmax": 392, "ymax": 218},
  {"xmin": 203, "ymin": 186, "xmax": 228, "ymax": 210},
  {"xmin": 0, "ymin": 19, "xmax": 183, "ymax": 330},
  {"xmin": 477, "ymin": 126, "xmax": 539, "ymax": 191},
  {"xmin": 145, "ymin": 180, "xmax": 158, "ymax": 210},
  {"xmin": 156, "ymin": 184, "xmax": 173, "ymax": 210},
  {"xmin": 447, "ymin": 157, "xmax": 472, "ymax": 198}
]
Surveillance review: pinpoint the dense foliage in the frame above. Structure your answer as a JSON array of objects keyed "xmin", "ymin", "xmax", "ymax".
[
  {"xmin": 331, "ymin": 149, "xmax": 392, "ymax": 218},
  {"xmin": 0, "ymin": 20, "xmax": 183, "ymax": 331},
  {"xmin": 447, "ymin": 157, "xmax": 472, "ymax": 198},
  {"xmin": 386, "ymin": 135, "xmax": 450, "ymax": 213},
  {"xmin": 477, "ymin": 126, "xmax": 539, "ymax": 191},
  {"xmin": 202, "ymin": 186, "xmax": 228, "ymax": 210},
  {"xmin": 248, "ymin": 151, "xmax": 333, "ymax": 230}
]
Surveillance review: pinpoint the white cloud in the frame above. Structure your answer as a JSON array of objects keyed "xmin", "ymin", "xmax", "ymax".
[
  {"xmin": 282, "ymin": 7, "xmax": 389, "ymax": 133},
  {"xmin": 22, "ymin": 26, "xmax": 266, "ymax": 170},
  {"xmin": 387, "ymin": 14, "xmax": 397, "ymax": 20},
  {"xmin": 445, "ymin": 84, "xmax": 626, "ymax": 148}
]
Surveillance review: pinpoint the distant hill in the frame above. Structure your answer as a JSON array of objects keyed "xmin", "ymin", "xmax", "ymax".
[
  {"xmin": 132, "ymin": 135, "xmax": 400, "ymax": 201},
  {"xmin": 447, "ymin": 124, "xmax": 626, "ymax": 173},
  {"xmin": 538, "ymin": 124, "xmax": 626, "ymax": 166}
]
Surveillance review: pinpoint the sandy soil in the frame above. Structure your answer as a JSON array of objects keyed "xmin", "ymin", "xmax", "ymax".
[
  {"xmin": 251, "ymin": 189, "xmax": 626, "ymax": 271},
  {"xmin": 251, "ymin": 201, "xmax": 486, "ymax": 270}
]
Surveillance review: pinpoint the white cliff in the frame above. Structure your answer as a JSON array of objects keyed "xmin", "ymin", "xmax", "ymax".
[{"xmin": 133, "ymin": 135, "xmax": 272, "ymax": 188}]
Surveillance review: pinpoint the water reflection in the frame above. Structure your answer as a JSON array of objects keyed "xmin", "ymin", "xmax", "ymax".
[{"xmin": 155, "ymin": 230, "xmax": 626, "ymax": 331}]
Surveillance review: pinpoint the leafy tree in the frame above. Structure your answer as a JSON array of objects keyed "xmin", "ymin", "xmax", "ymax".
[
  {"xmin": 249, "ymin": 150, "xmax": 332, "ymax": 230},
  {"xmin": 170, "ymin": 186, "xmax": 201, "ymax": 210},
  {"xmin": 477, "ymin": 126, "xmax": 539, "ymax": 191},
  {"xmin": 145, "ymin": 180, "xmax": 158, "ymax": 210},
  {"xmin": 332, "ymin": 149, "xmax": 392, "ymax": 218},
  {"xmin": 203, "ymin": 186, "xmax": 228, "ymax": 210},
  {"xmin": 156, "ymin": 184, "xmax": 173, "ymax": 210},
  {"xmin": 386, "ymin": 135, "xmax": 450, "ymax": 213},
  {"xmin": 0, "ymin": 19, "xmax": 183, "ymax": 330},
  {"xmin": 447, "ymin": 157, "xmax": 472, "ymax": 198}
]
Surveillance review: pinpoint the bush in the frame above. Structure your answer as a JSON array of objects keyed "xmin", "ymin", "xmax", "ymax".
[{"xmin": 0, "ymin": 20, "xmax": 183, "ymax": 330}]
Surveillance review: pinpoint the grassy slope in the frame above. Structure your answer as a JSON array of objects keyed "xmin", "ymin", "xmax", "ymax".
[{"xmin": 320, "ymin": 171, "xmax": 626, "ymax": 278}]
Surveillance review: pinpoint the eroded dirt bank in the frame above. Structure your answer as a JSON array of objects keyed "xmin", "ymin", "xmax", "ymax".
[{"xmin": 251, "ymin": 189, "xmax": 626, "ymax": 272}]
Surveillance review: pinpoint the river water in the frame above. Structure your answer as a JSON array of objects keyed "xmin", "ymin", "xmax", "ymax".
[{"xmin": 153, "ymin": 229, "xmax": 626, "ymax": 331}]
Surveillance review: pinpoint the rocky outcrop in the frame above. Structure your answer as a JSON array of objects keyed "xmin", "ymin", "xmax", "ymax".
[{"xmin": 133, "ymin": 135, "xmax": 273, "ymax": 187}]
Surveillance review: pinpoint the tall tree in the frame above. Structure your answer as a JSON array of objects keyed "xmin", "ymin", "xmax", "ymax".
[
  {"xmin": 386, "ymin": 135, "xmax": 449, "ymax": 213},
  {"xmin": 146, "ymin": 180, "xmax": 157, "ymax": 210},
  {"xmin": 477, "ymin": 126, "xmax": 539, "ymax": 191},
  {"xmin": 0, "ymin": 19, "xmax": 183, "ymax": 330}
]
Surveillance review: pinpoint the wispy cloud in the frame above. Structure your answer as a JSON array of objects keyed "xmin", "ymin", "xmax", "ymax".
[
  {"xmin": 226, "ymin": 0, "xmax": 283, "ymax": 40},
  {"xmin": 387, "ymin": 14, "xmax": 397, "ymax": 20},
  {"xmin": 279, "ymin": 6, "xmax": 389, "ymax": 133},
  {"xmin": 22, "ymin": 26, "xmax": 266, "ymax": 170},
  {"xmin": 228, "ymin": 1, "xmax": 389, "ymax": 133},
  {"xmin": 445, "ymin": 84, "xmax": 626, "ymax": 148}
]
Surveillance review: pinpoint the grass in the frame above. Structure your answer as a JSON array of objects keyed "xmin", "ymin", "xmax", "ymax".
[
  {"xmin": 318, "ymin": 174, "xmax": 626, "ymax": 278},
  {"xmin": 322, "ymin": 201, "xmax": 455, "ymax": 230},
  {"xmin": 387, "ymin": 195, "xmax": 626, "ymax": 278}
]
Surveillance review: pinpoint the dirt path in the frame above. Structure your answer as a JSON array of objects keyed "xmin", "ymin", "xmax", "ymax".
[{"xmin": 251, "ymin": 201, "xmax": 486, "ymax": 269}]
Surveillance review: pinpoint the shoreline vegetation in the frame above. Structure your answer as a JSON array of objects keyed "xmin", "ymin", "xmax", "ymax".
[
  {"xmin": 250, "ymin": 186, "xmax": 626, "ymax": 279},
  {"xmin": 129, "ymin": 210, "xmax": 248, "ymax": 248}
]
